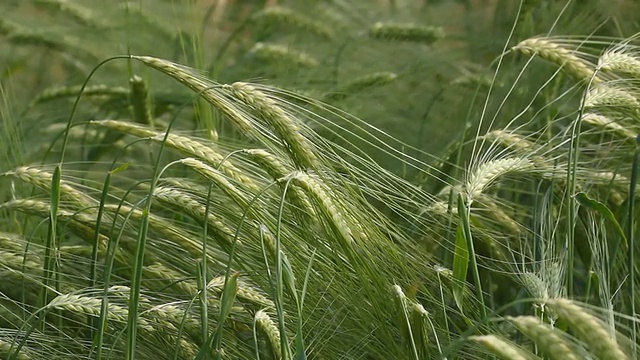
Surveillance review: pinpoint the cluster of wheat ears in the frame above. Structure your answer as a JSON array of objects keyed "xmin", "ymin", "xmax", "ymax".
[{"xmin": 1, "ymin": 1, "xmax": 640, "ymax": 359}]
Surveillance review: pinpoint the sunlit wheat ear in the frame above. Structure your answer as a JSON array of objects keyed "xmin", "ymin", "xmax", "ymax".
[
  {"xmin": 287, "ymin": 171, "xmax": 355, "ymax": 248},
  {"xmin": 465, "ymin": 157, "xmax": 534, "ymax": 204},
  {"xmin": 255, "ymin": 310, "xmax": 283, "ymax": 360},
  {"xmin": 228, "ymin": 82, "xmax": 320, "ymax": 170},
  {"xmin": 0, "ymin": 199, "xmax": 108, "ymax": 248},
  {"xmin": 369, "ymin": 22, "xmax": 445, "ymax": 44},
  {"xmin": 130, "ymin": 56, "xmax": 260, "ymax": 138},
  {"xmin": 0, "ymin": 249, "xmax": 41, "ymax": 271},
  {"xmin": 249, "ymin": 43, "xmax": 319, "ymax": 68},
  {"xmin": 179, "ymin": 157, "xmax": 250, "ymax": 208},
  {"xmin": 0, "ymin": 338, "xmax": 31, "ymax": 360},
  {"xmin": 469, "ymin": 335, "xmax": 533, "ymax": 360},
  {"xmin": 4, "ymin": 166, "xmax": 96, "ymax": 209},
  {"xmin": 547, "ymin": 299, "xmax": 628, "ymax": 360},
  {"xmin": 584, "ymin": 83, "xmax": 639, "ymax": 109},
  {"xmin": 581, "ymin": 113, "xmax": 637, "ymax": 141},
  {"xmin": 208, "ymin": 276, "xmax": 274, "ymax": 309},
  {"xmin": 46, "ymin": 293, "xmax": 154, "ymax": 332},
  {"xmin": 243, "ymin": 148, "xmax": 316, "ymax": 219},
  {"xmin": 506, "ymin": 316, "xmax": 580, "ymax": 360},
  {"xmin": 153, "ymin": 186, "xmax": 235, "ymax": 244},
  {"xmin": 322, "ymin": 72, "xmax": 398, "ymax": 101},
  {"xmin": 512, "ymin": 37, "xmax": 599, "ymax": 83},
  {"xmin": 251, "ymin": 5, "xmax": 334, "ymax": 39},
  {"xmin": 90, "ymin": 120, "xmax": 259, "ymax": 190},
  {"xmin": 598, "ymin": 43, "xmax": 640, "ymax": 76}
]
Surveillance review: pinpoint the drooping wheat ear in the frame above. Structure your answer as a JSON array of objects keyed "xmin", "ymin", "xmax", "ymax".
[
  {"xmin": 129, "ymin": 75, "xmax": 155, "ymax": 126},
  {"xmin": 469, "ymin": 335, "xmax": 535, "ymax": 360},
  {"xmin": 90, "ymin": 120, "xmax": 259, "ymax": 190},
  {"xmin": 507, "ymin": 316, "xmax": 580, "ymax": 360},
  {"xmin": 255, "ymin": 310, "xmax": 282, "ymax": 360},
  {"xmin": 547, "ymin": 298, "xmax": 628, "ymax": 360},
  {"xmin": 130, "ymin": 56, "xmax": 259, "ymax": 138},
  {"xmin": 465, "ymin": 157, "xmax": 534, "ymax": 202},
  {"xmin": 32, "ymin": 0, "xmax": 104, "ymax": 28},
  {"xmin": 512, "ymin": 37, "xmax": 599, "ymax": 83},
  {"xmin": 288, "ymin": 171, "xmax": 354, "ymax": 248},
  {"xmin": 249, "ymin": 43, "xmax": 319, "ymax": 68},
  {"xmin": 369, "ymin": 22, "xmax": 445, "ymax": 44},
  {"xmin": 0, "ymin": 338, "xmax": 31, "ymax": 360},
  {"xmin": 153, "ymin": 186, "xmax": 235, "ymax": 244},
  {"xmin": 598, "ymin": 45, "xmax": 640, "ymax": 77},
  {"xmin": 0, "ymin": 199, "xmax": 109, "ymax": 249},
  {"xmin": 584, "ymin": 83, "xmax": 639, "ymax": 109},
  {"xmin": 180, "ymin": 157, "xmax": 250, "ymax": 209},
  {"xmin": 46, "ymin": 293, "xmax": 154, "ymax": 332},
  {"xmin": 251, "ymin": 6, "xmax": 334, "ymax": 39},
  {"xmin": 581, "ymin": 113, "xmax": 637, "ymax": 141},
  {"xmin": 483, "ymin": 130, "xmax": 535, "ymax": 152},
  {"xmin": 142, "ymin": 263, "xmax": 200, "ymax": 297},
  {"xmin": 228, "ymin": 82, "xmax": 320, "ymax": 170},
  {"xmin": 243, "ymin": 149, "xmax": 316, "ymax": 218},
  {"xmin": 0, "ymin": 250, "xmax": 41, "ymax": 271},
  {"xmin": 144, "ymin": 302, "xmax": 202, "ymax": 342},
  {"xmin": 322, "ymin": 72, "xmax": 398, "ymax": 101},
  {"xmin": 31, "ymin": 84, "xmax": 129, "ymax": 105},
  {"xmin": 5, "ymin": 166, "xmax": 97, "ymax": 209},
  {"xmin": 208, "ymin": 276, "xmax": 274, "ymax": 309}
]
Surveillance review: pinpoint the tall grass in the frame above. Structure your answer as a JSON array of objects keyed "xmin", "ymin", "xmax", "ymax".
[{"xmin": 1, "ymin": 0, "xmax": 640, "ymax": 359}]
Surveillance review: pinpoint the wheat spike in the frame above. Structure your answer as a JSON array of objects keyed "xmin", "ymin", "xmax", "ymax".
[
  {"xmin": 507, "ymin": 316, "xmax": 580, "ymax": 360},
  {"xmin": 229, "ymin": 82, "xmax": 320, "ymax": 170},
  {"xmin": 250, "ymin": 42, "xmax": 319, "ymax": 67},
  {"xmin": 255, "ymin": 310, "xmax": 282, "ymax": 359},
  {"xmin": 513, "ymin": 37, "xmax": 599, "ymax": 83},
  {"xmin": 288, "ymin": 171, "xmax": 354, "ymax": 248},
  {"xmin": 252, "ymin": 6, "xmax": 334, "ymax": 39},
  {"xmin": 369, "ymin": 22, "xmax": 444, "ymax": 44},
  {"xmin": 90, "ymin": 120, "xmax": 259, "ymax": 190},
  {"xmin": 469, "ymin": 335, "xmax": 538, "ymax": 360},
  {"xmin": 466, "ymin": 157, "xmax": 534, "ymax": 202},
  {"xmin": 548, "ymin": 298, "xmax": 628, "ymax": 360}
]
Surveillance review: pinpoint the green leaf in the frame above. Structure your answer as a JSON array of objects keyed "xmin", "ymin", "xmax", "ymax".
[{"xmin": 452, "ymin": 198, "xmax": 470, "ymax": 313}]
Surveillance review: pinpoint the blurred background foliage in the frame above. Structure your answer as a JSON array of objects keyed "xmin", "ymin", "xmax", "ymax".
[{"xmin": 2, "ymin": 0, "xmax": 638, "ymax": 176}]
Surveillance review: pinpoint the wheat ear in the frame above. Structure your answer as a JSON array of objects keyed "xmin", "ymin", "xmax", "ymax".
[
  {"xmin": 466, "ymin": 157, "xmax": 534, "ymax": 202},
  {"xmin": 90, "ymin": 119, "xmax": 258, "ymax": 190},
  {"xmin": 228, "ymin": 82, "xmax": 320, "ymax": 170},
  {"xmin": 255, "ymin": 310, "xmax": 282, "ymax": 359},
  {"xmin": 547, "ymin": 298, "xmax": 628, "ymax": 360},
  {"xmin": 507, "ymin": 316, "xmax": 580, "ymax": 360},
  {"xmin": 513, "ymin": 37, "xmax": 598, "ymax": 83},
  {"xmin": 469, "ymin": 335, "xmax": 537, "ymax": 360}
]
